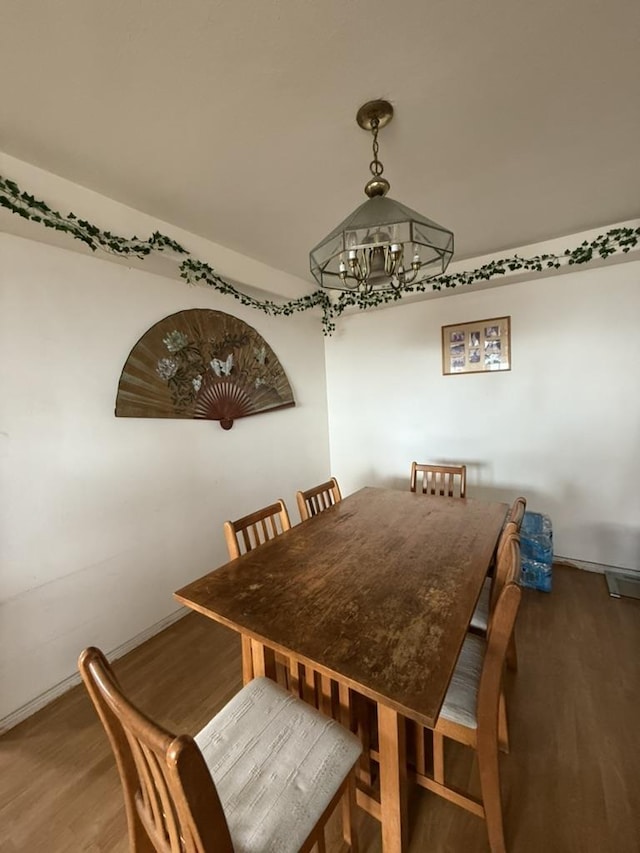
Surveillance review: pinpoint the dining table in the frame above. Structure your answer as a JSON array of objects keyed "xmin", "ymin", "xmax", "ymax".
[{"xmin": 174, "ymin": 486, "xmax": 508, "ymax": 852}]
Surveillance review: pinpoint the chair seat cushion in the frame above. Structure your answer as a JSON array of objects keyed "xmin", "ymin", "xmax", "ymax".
[
  {"xmin": 195, "ymin": 677, "xmax": 361, "ymax": 853},
  {"xmin": 469, "ymin": 576, "xmax": 491, "ymax": 633},
  {"xmin": 438, "ymin": 633, "xmax": 486, "ymax": 729}
]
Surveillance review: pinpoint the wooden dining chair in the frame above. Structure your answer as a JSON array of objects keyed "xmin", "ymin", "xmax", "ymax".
[
  {"xmin": 223, "ymin": 500, "xmax": 292, "ymax": 685},
  {"xmin": 412, "ymin": 581, "xmax": 522, "ymax": 853},
  {"xmin": 470, "ymin": 524, "xmax": 520, "ymax": 672},
  {"xmin": 223, "ymin": 499, "xmax": 291, "ymax": 558},
  {"xmin": 79, "ymin": 647, "xmax": 361, "ymax": 853},
  {"xmin": 296, "ymin": 477, "xmax": 342, "ymax": 522},
  {"xmin": 410, "ymin": 461, "xmax": 467, "ymax": 498}
]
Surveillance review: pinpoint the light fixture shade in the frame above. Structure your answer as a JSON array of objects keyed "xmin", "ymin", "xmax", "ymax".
[{"xmin": 310, "ymin": 195, "xmax": 454, "ymax": 292}]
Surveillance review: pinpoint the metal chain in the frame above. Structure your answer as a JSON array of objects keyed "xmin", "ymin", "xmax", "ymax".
[{"xmin": 369, "ymin": 118, "xmax": 384, "ymax": 177}]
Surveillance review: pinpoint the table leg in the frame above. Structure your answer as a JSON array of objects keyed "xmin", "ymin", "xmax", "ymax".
[
  {"xmin": 249, "ymin": 638, "xmax": 277, "ymax": 680},
  {"xmin": 377, "ymin": 704, "xmax": 408, "ymax": 853},
  {"xmin": 241, "ymin": 635, "xmax": 254, "ymax": 684}
]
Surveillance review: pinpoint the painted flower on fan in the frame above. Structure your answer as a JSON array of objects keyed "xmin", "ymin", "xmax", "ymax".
[
  {"xmin": 156, "ymin": 357, "xmax": 178, "ymax": 380},
  {"xmin": 192, "ymin": 374, "xmax": 203, "ymax": 392},
  {"xmin": 162, "ymin": 330, "xmax": 189, "ymax": 352},
  {"xmin": 253, "ymin": 345, "xmax": 266, "ymax": 365},
  {"xmin": 210, "ymin": 354, "xmax": 234, "ymax": 377}
]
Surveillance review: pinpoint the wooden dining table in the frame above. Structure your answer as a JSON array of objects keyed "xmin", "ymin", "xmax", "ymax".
[{"xmin": 175, "ymin": 486, "xmax": 508, "ymax": 852}]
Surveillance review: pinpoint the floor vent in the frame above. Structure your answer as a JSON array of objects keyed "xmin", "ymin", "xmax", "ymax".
[{"xmin": 605, "ymin": 569, "xmax": 640, "ymax": 600}]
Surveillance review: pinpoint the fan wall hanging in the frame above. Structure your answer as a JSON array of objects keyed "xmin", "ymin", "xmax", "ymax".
[{"xmin": 115, "ymin": 309, "xmax": 295, "ymax": 429}]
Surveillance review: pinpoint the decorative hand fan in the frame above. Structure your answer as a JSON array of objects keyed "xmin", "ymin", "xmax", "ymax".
[{"xmin": 115, "ymin": 309, "xmax": 295, "ymax": 429}]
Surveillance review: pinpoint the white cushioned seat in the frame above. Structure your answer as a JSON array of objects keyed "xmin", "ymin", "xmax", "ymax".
[
  {"xmin": 438, "ymin": 633, "xmax": 486, "ymax": 729},
  {"xmin": 195, "ymin": 676, "xmax": 361, "ymax": 853},
  {"xmin": 470, "ymin": 576, "xmax": 491, "ymax": 632}
]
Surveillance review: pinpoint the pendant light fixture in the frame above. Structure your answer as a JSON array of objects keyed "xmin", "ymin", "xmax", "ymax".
[{"xmin": 310, "ymin": 100, "xmax": 454, "ymax": 294}]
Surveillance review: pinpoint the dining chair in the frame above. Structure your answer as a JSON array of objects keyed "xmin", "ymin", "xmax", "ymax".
[
  {"xmin": 296, "ymin": 477, "xmax": 342, "ymax": 522},
  {"xmin": 410, "ymin": 461, "xmax": 467, "ymax": 498},
  {"xmin": 224, "ymin": 499, "xmax": 292, "ymax": 685},
  {"xmin": 79, "ymin": 647, "xmax": 361, "ymax": 853},
  {"xmin": 413, "ymin": 581, "xmax": 522, "ymax": 853},
  {"xmin": 470, "ymin": 523, "xmax": 520, "ymax": 672},
  {"xmin": 223, "ymin": 499, "xmax": 291, "ymax": 558}
]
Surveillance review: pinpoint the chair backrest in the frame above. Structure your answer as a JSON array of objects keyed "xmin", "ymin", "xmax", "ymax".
[
  {"xmin": 477, "ymin": 582, "xmax": 522, "ymax": 732},
  {"xmin": 490, "ymin": 524, "xmax": 520, "ymax": 611},
  {"xmin": 78, "ymin": 647, "xmax": 233, "ymax": 853},
  {"xmin": 507, "ymin": 496, "xmax": 527, "ymax": 531},
  {"xmin": 495, "ymin": 520, "xmax": 519, "ymax": 565},
  {"xmin": 296, "ymin": 477, "xmax": 342, "ymax": 522},
  {"xmin": 224, "ymin": 499, "xmax": 291, "ymax": 559},
  {"xmin": 410, "ymin": 462, "xmax": 467, "ymax": 498}
]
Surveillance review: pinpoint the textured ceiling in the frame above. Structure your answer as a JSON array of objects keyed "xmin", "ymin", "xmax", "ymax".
[{"xmin": 1, "ymin": 0, "xmax": 639, "ymax": 287}]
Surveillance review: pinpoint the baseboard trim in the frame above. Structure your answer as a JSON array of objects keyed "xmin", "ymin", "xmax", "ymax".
[
  {"xmin": 0, "ymin": 606, "xmax": 187, "ymax": 735},
  {"xmin": 554, "ymin": 555, "xmax": 639, "ymax": 576}
]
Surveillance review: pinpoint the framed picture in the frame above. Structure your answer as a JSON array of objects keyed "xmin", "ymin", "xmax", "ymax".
[{"xmin": 442, "ymin": 316, "xmax": 511, "ymax": 375}]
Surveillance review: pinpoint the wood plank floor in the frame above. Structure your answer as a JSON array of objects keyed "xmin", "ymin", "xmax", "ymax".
[{"xmin": 1, "ymin": 565, "xmax": 638, "ymax": 852}]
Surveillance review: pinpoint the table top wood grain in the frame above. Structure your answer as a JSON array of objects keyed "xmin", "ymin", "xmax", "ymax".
[{"xmin": 175, "ymin": 487, "xmax": 508, "ymax": 727}]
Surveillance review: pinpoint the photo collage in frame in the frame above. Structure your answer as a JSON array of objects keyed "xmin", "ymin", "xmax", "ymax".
[{"xmin": 442, "ymin": 316, "xmax": 511, "ymax": 375}]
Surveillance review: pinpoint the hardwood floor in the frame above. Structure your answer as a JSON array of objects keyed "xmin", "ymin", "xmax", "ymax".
[{"xmin": 1, "ymin": 565, "xmax": 638, "ymax": 852}]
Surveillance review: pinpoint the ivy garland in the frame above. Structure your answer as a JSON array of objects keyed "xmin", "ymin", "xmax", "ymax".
[
  {"xmin": 1, "ymin": 174, "xmax": 638, "ymax": 335},
  {"xmin": 0, "ymin": 175, "xmax": 332, "ymax": 329}
]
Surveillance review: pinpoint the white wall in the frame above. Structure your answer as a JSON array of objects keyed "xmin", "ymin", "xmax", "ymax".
[
  {"xmin": 2, "ymin": 152, "xmax": 638, "ymax": 726},
  {"xmin": 0, "ymin": 231, "xmax": 330, "ymax": 722},
  {"xmin": 325, "ymin": 259, "xmax": 640, "ymax": 571}
]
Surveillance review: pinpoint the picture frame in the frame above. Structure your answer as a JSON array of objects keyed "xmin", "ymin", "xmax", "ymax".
[{"xmin": 442, "ymin": 316, "xmax": 511, "ymax": 375}]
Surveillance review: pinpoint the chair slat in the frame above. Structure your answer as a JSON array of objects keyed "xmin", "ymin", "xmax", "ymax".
[
  {"xmin": 130, "ymin": 737, "xmax": 164, "ymax": 840},
  {"xmin": 144, "ymin": 742, "xmax": 182, "ymax": 851},
  {"xmin": 240, "ymin": 527, "xmax": 252, "ymax": 554}
]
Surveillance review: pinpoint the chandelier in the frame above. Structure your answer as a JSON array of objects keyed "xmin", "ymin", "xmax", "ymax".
[{"xmin": 310, "ymin": 100, "xmax": 454, "ymax": 294}]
